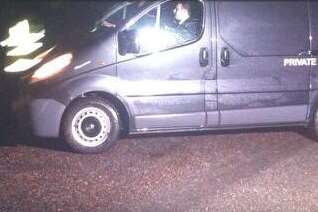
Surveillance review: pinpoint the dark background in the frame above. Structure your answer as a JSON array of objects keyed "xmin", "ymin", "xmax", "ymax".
[{"xmin": 0, "ymin": 0, "xmax": 117, "ymax": 137}]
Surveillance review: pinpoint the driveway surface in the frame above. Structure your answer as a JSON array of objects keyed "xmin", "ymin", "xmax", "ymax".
[{"xmin": 0, "ymin": 128, "xmax": 318, "ymax": 211}]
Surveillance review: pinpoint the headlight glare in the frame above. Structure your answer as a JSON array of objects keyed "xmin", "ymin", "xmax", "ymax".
[
  {"xmin": 4, "ymin": 58, "xmax": 42, "ymax": 73},
  {"xmin": 31, "ymin": 53, "xmax": 72, "ymax": 82}
]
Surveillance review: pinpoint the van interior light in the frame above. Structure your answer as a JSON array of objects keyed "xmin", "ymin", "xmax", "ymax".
[
  {"xmin": 32, "ymin": 53, "xmax": 73, "ymax": 82},
  {"xmin": 4, "ymin": 58, "xmax": 42, "ymax": 73},
  {"xmin": 0, "ymin": 20, "xmax": 45, "ymax": 56}
]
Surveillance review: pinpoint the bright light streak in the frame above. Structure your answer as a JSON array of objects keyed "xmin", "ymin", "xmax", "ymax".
[
  {"xmin": 4, "ymin": 58, "xmax": 42, "ymax": 73},
  {"xmin": 137, "ymin": 27, "xmax": 177, "ymax": 52},
  {"xmin": 74, "ymin": 61, "xmax": 91, "ymax": 70},
  {"xmin": 7, "ymin": 43, "xmax": 43, "ymax": 56},
  {"xmin": 32, "ymin": 53, "xmax": 73, "ymax": 82},
  {"xmin": 3, "ymin": 47, "xmax": 56, "ymax": 73},
  {"xmin": 34, "ymin": 46, "xmax": 55, "ymax": 59},
  {"xmin": 0, "ymin": 20, "xmax": 45, "ymax": 56},
  {"xmin": 138, "ymin": 27, "xmax": 161, "ymax": 51}
]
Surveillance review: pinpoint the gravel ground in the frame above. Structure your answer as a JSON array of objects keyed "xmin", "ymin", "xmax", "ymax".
[{"xmin": 0, "ymin": 128, "xmax": 318, "ymax": 211}]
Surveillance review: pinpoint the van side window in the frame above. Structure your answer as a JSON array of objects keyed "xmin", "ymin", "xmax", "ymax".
[
  {"xmin": 160, "ymin": 0, "xmax": 204, "ymax": 48},
  {"xmin": 107, "ymin": 8, "xmax": 125, "ymax": 24},
  {"xmin": 126, "ymin": 1, "xmax": 148, "ymax": 20},
  {"xmin": 218, "ymin": 2, "xmax": 309, "ymax": 56},
  {"xmin": 126, "ymin": 0, "xmax": 203, "ymax": 54},
  {"xmin": 127, "ymin": 7, "xmax": 158, "ymax": 53}
]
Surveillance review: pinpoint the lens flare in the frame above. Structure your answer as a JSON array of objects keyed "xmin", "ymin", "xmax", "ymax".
[
  {"xmin": 4, "ymin": 58, "xmax": 42, "ymax": 73},
  {"xmin": 32, "ymin": 53, "xmax": 73, "ymax": 82},
  {"xmin": 1, "ymin": 20, "xmax": 45, "ymax": 56}
]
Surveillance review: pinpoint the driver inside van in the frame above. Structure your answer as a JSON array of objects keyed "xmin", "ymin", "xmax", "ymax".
[{"xmin": 173, "ymin": 1, "xmax": 201, "ymax": 41}]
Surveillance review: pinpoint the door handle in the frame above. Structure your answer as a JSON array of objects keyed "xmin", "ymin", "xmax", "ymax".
[
  {"xmin": 221, "ymin": 47, "xmax": 230, "ymax": 67},
  {"xmin": 199, "ymin": 47, "xmax": 209, "ymax": 67}
]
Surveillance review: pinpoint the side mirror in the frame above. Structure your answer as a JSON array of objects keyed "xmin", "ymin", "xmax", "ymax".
[{"xmin": 118, "ymin": 30, "xmax": 140, "ymax": 56}]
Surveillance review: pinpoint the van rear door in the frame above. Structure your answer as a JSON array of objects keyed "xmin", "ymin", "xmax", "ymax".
[{"xmin": 216, "ymin": 1, "xmax": 311, "ymax": 126}]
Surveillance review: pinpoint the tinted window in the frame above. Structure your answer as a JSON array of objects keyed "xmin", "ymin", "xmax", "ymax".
[{"xmin": 218, "ymin": 1, "xmax": 309, "ymax": 56}]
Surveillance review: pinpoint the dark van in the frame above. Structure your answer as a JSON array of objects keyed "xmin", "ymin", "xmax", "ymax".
[{"xmin": 22, "ymin": 0, "xmax": 318, "ymax": 153}]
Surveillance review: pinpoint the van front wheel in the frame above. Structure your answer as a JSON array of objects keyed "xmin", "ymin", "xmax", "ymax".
[{"xmin": 62, "ymin": 97, "xmax": 120, "ymax": 154}]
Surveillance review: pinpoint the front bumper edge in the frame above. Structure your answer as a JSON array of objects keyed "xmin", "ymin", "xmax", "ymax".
[{"xmin": 30, "ymin": 99, "xmax": 66, "ymax": 138}]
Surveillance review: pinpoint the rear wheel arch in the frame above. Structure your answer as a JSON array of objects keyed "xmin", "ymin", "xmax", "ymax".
[
  {"xmin": 308, "ymin": 91, "xmax": 318, "ymax": 125},
  {"xmin": 305, "ymin": 91, "xmax": 318, "ymax": 141}
]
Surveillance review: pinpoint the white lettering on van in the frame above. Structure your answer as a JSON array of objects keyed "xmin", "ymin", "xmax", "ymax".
[{"xmin": 283, "ymin": 58, "xmax": 317, "ymax": 67}]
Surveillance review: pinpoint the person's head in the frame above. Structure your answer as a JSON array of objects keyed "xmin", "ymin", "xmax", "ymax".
[{"xmin": 174, "ymin": 2, "xmax": 191, "ymax": 23}]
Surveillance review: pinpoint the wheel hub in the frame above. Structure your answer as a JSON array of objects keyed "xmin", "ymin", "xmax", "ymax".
[
  {"xmin": 71, "ymin": 107, "xmax": 111, "ymax": 147},
  {"xmin": 81, "ymin": 117, "xmax": 102, "ymax": 138}
]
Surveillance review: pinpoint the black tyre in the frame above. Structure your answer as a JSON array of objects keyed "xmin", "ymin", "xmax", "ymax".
[{"xmin": 62, "ymin": 97, "xmax": 121, "ymax": 154}]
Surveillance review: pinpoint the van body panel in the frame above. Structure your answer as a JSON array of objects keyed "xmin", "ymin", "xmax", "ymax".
[
  {"xmin": 51, "ymin": 32, "xmax": 118, "ymax": 79},
  {"xmin": 33, "ymin": 68, "xmax": 118, "ymax": 105},
  {"xmin": 216, "ymin": 1, "xmax": 311, "ymax": 126},
  {"xmin": 30, "ymin": 99, "xmax": 66, "ymax": 137},
  {"xmin": 308, "ymin": 2, "xmax": 318, "ymax": 121},
  {"xmin": 24, "ymin": 0, "xmax": 318, "ymax": 139},
  {"xmin": 117, "ymin": 47, "xmax": 208, "ymax": 130},
  {"xmin": 220, "ymin": 105, "xmax": 308, "ymax": 126},
  {"xmin": 135, "ymin": 112, "xmax": 206, "ymax": 129},
  {"xmin": 205, "ymin": 2, "xmax": 219, "ymax": 127},
  {"xmin": 125, "ymin": 94, "xmax": 205, "ymax": 129},
  {"xmin": 218, "ymin": 92, "xmax": 308, "ymax": 111},
  {"xmin": 309, "ymin": 1, "xmax": 318, "ymax": 56},
  {"xmin": 309, "ymin": 1, "xmax": 318, "ymax": 90}
]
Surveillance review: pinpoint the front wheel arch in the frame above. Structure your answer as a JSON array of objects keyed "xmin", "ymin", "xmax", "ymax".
[
  {"xmin": 61, "ymin": 96, "xmax": 121, "ymax": 153},
  {"xmin": 61, "ymin": 91, "xmax": 131, "ymax": 137}
]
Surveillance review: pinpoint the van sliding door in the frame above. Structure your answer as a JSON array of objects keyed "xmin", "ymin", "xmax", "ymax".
[{"xmin": 216, "ymin": 1, "xmax": 310, "ymax": 126}]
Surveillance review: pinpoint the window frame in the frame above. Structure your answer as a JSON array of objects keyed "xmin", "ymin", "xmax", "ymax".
[
  {"xmin": 102, "ymin": 2, "xmax": 133, "ymax": 23},
  {"xmin": 118, "ymin": 0, "xmax": 206, "ymax": 57}
]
